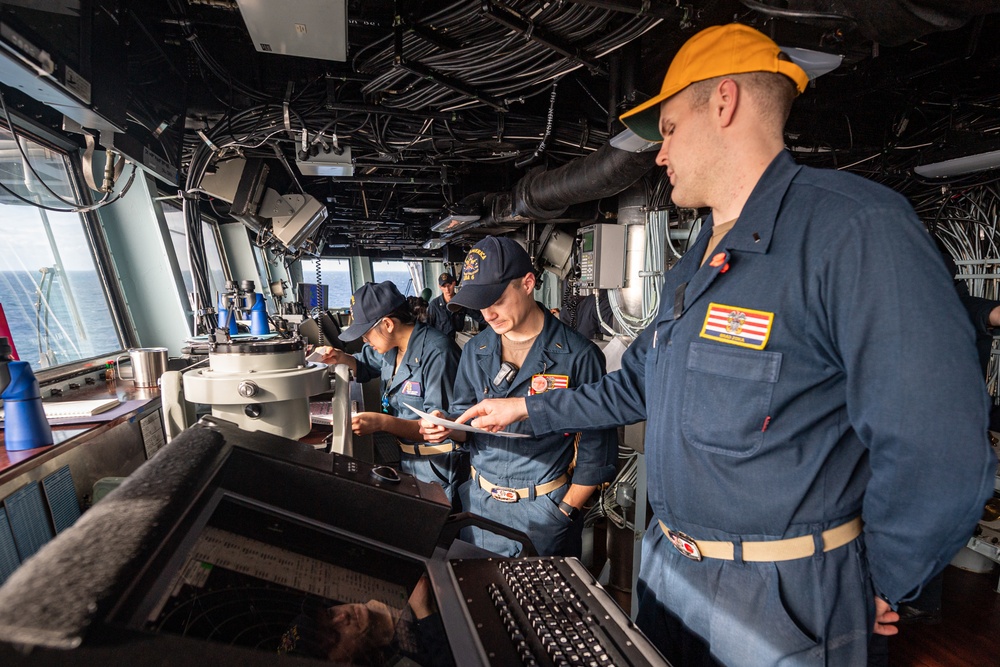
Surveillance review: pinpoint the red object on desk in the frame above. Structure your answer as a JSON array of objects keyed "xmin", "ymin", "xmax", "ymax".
[{"xmin": 0, "ymin": 302, "xmax": 18, "ymax": 360}]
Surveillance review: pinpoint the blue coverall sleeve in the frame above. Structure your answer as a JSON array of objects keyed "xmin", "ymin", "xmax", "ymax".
[
  {"xmin": 421, "ymin": 343, "xmax": 461, "ymax": 414},
  {"xmin": 566, "ymin": 344, "xmax": 618, "ymax": 486},
  {"xmin": 351, "ymin": 344, "xmax": 383, "ymax": 384},
  {"xmin": 426, "ymin": 306, "xmax": 440, "ymax": 330},
  {"xmin": 448, "ymin": 342, "xmax": 481, "ymax": 418},
  {"xmin": 827, "ymin": 206, "xmax": 996, "ymax": 604},
  {"xmin": 527, "ymin": 323, "xmax": 652, "ymax": 436}
]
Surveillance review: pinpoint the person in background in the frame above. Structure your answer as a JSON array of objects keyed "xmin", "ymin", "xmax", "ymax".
[
  {"xmin": 561, "ymin": 289, "xmax": 616, "ymax": 340},
  {"xmin": 426, "ymin": 272, "xmax": 484, "ymax": 340},
  {"xmin": 419, "ymin": 236, "xmax": 616, "ymax": 557},
  {"xmin": 453, "ymin": 24, "xmax": 996, "ymax": 666},
  {"xmin": 322, "ymin": 282, "xmax": 467, "ymax": 508}
]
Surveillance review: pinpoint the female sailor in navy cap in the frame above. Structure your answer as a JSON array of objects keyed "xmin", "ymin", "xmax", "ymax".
[{"xmin": 322, "ymin": 281, "xmax": 467, "ymax": 508}]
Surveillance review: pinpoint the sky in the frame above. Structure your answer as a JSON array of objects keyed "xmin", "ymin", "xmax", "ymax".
[{"xmin": 0, "ymin": 202, "xmax": 96, "ymax": 273}]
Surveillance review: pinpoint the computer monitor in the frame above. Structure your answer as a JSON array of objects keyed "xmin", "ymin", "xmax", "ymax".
[{"xmin": 298, "ymin": 283, "xmax": 329, "ymax": 309}]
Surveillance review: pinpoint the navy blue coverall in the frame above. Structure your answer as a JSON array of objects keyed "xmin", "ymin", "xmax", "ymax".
[
  {"xmin": 354, "ymin": 322, "xmax": 468, "ymax": 505},
  {"xmin": 525, "ymin": 152, "xmax": 997, "ymax": 665},
  {"xmin": 427, "ymin": 295, "xmax": 484, "ymax": 339},
  {"xmin": 450, "ymin": 307, "xmax": 617, "ymax": 557}
]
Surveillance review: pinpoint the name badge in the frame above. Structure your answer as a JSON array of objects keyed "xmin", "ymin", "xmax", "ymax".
[
  {"xmin": 401, "ymin": 380, "xmax": 422, "ymax": 396},
  {"xmin": 529, "ymin": 374, "xmax": 569, "ymax": 395}
]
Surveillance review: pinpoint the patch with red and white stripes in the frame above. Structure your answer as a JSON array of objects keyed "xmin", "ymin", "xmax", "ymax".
[
  {"xmin": 699, "ymin": 303, "xmax": 774, "ymax": 350},
  {"xmin": 529, "ymin": 374, "xmax": 570, "ymax": 395}
]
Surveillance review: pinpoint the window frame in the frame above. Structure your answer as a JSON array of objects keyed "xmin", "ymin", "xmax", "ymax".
[{"xmin": 0, "ymin": 113, "xmax": 133, "ymax": 381}]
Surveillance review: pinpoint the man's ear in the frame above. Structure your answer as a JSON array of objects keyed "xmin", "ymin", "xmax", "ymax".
[{"xmin": 715, "ymin": 78, "xmax": 739, "ymax": 128}]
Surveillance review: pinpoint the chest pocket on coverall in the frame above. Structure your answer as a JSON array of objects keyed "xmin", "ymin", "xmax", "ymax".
[{"xmin": 681, "ymin": 342, "xmax": 782, "ymax": 457}]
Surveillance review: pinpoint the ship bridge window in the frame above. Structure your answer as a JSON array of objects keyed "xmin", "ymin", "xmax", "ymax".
[
  {"xmin": 161, "ymin": 204, "xmax": 228, "ymax": 306},
  {"xmin": 0, "ymin": 126, "xmax": 122, "ymax": 369},
  {"xmin": 316, "ymin": 258, "xmax": 350, "ymax": 308},
  {"xmin": 372, "ymin": 260, "xmax": 418, "ymax": 297}
]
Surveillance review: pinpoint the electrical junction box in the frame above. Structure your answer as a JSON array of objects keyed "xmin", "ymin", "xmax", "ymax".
[
  {"xmin": 296, "ymin": 144, "xmax": 353, "ymax": 176},
  {"xmin": 578, "ymin": 223, "xmax": 626, "ymax": 289}
]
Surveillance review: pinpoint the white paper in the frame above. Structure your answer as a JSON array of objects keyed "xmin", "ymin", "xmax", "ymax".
[
  {"xmin": 404, "ymin": 404, "xmax": 531, "ymax": 438},
  {"xmin": 305, "ymin": 345, "xmax": 333, "ymax": 362}
]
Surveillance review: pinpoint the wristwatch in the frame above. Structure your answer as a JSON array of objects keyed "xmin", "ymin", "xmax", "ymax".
[{"xmin": 558, "ymin": 500, "xmax": 581, "ymax": 520}]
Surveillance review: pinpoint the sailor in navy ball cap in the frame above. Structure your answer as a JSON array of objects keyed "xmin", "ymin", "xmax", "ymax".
[
  {"xmin": 323, "ymin": 281, "xmax": 467, "ymax": 507},
  {"xmin": 448, "ymin": 236, "xmax": 536, "ymax": 312},
  {"xmin": 418, "ymin": 236, "xmax": 616, "ymax": 557},
  {"xmin": 426, "ymin": 272, "xmax": 484, "ymax": 340},
  {"xmin": 339, "ymin": 281, "xmax": 408, "ymax": 342}
]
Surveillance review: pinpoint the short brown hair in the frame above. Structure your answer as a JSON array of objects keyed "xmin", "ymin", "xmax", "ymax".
[{"xmin": 687, "ymin": 71, "xmax": 797, "ymax": 128}]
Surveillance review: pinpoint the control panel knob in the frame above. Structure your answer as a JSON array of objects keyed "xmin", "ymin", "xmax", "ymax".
[
  {"xmin": 244, "ymin": 403, "xmax": 263, "ymax": 419},
  {"xmin": 237, "ymin": 381, "xmax": 259, "ymax": 398}
]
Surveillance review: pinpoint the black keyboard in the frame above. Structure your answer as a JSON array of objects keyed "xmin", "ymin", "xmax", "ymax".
[{"xmin": 451, "ymin": 557, "xmax": 669, "ymax": 667}]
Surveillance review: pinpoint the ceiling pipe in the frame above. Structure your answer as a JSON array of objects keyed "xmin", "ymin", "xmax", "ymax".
[
  {"xmin": 439, "ymin": 143, "xmax": 656, "ymax": 237},
  {"xmin": 510, "ymin": 143, "xmax": 657, "ymax": 220}
]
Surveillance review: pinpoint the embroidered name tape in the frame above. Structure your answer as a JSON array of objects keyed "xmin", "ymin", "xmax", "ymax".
[
  {"xmin": 529, "ymin": 374, "xmax": 569, "ymax": 395},
  {"xmin": 700, "ymin": 303, "xmax": 774, "ymax": 350}
]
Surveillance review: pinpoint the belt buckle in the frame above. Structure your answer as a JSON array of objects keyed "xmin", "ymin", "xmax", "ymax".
[
  {"xmin": 666, "ymin": 529, "xmax": 702, "ymax": 561},
  {"xmin": 490, "ymin": 486, "xmax": 519, "ymax": 503}
]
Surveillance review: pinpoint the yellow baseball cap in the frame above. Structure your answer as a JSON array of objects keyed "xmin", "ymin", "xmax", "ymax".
[{"xmin": 620, "ymin": 23, "xmax": 810, "ymax": 142}]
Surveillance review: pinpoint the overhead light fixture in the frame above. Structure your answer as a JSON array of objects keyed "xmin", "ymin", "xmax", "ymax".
[
  {"xmin": 914, "ymin": 149, "xmax": 1000, "ymax": 178},
  {"xmin": 431, "ymin": 205, "xmax": 481, "ymax": 233},
  {"xmin": 913, "ymin": 134, "xmax": 1000, "ymax": 178},
  {"xmin": 423, "ymin": 238, "xmax": 446, "ymax": 250}
]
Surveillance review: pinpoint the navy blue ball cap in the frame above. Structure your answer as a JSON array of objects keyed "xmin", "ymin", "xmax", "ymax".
[
  {"xmin": 340, "ymin": 281, "xmax": 407, "ymax": 342},
  {"xmin": 449, "ymin": 236, "xmax": 534, "ymax": 312}
]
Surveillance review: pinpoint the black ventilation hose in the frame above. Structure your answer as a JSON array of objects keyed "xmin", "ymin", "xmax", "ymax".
[{"xmin": 483, "ymin": 143, "xmax": 657, "ymax": 223}]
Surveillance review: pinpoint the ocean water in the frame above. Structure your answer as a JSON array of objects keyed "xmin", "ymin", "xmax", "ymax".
[
  {"xmin": 0, "ymin": 270, "xmax": 121, "ymax": 368},
  {"xmin": 0, "ymin": 268, "xmax": 417, "ymax": 368},
  {"xmin": 323, "ymin": 269, "xmax": 416, "ymax": 309}
]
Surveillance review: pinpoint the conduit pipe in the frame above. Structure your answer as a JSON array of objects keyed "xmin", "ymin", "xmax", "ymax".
[{"xmin": 462, "ymin": 143, "xmax": 656, "ymax": 230}]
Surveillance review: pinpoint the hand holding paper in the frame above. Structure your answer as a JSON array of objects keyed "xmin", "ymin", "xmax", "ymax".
[
  {"xmin": 406, "ymin": 405, "xmax": 530, "ymax": 438},
  {"xmin": 456, "ymin": 398, "xmax": 530, "ymax": 432}
]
